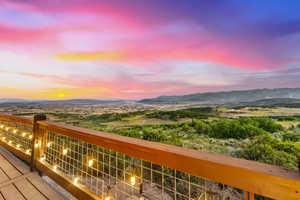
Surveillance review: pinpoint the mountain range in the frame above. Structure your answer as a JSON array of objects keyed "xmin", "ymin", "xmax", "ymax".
[
  {"xmin": 139, "ymin": 88, "xmax": 300, "ymax": 105},
  {"xmin": 2, "ymin": 88, "xmax": 300, "ymax": 106}
]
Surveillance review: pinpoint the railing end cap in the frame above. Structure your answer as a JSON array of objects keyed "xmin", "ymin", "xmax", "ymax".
[{"xmin": 34, "ymin": 114, "xmax": 47, "ymax": 121}]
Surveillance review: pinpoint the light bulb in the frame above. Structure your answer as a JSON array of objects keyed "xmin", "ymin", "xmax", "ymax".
[
  {"xmin": 13, "ymin": 129, "xmax": 17, "ymax": 134},
  {"xmin": 26, "ymin": 149, "xmax": 30, "ymax": 154},
  {"xmin": 104, "ymin": 196, "xmax": 112, "ymax": 200},
  {"xmin": 22, "ymin": 132, "xmax": 26, "ymax": 137},
  {"xmin": 2, "ymin": 137, "xmax": 6, "ymax": 141},
  {"xmin": 62, "ymin": 149, "xmax": 68, "ymax": 155},
  {"xmin": 40, "ymin": 155, "xmax": 46, "ymax": 162},
  {"xmin": 73, "ymin": 177, "xmax": 79, "ymax": 185},
  {"xmin": 53, "ymin": 165, "xmax": 58, "ymax": 171},
  {"xmin": 130, "ymin": 176, "xmax": 136, "ymax": 186},
  {"xmin": 0, "ymin": 125, "xmax": 4, "ymax": 129},
  {"xmin": 5, "ymin": 127, "xmax": 9, "ymax": 131},
  {"xmin": 28, "ymin": 135, "xmax": 33, "ymax": 140},
  {"xmin": 47, "ymin": 142, "xmax": 52, "ymax": 148},
  {"xmin": 88, "ymin": 159, "xmax": 94, "ymax": 167},
  {"xmin": 8, "ymin": 140, "xmax": 12, "ymax": 144},
  {"xmin": 16, "ymin": 144, "xmax": 21, "ymax": 148},
  {"xmin": 35, "ymin": 142, "xmax": 40, "ymax": 148}
]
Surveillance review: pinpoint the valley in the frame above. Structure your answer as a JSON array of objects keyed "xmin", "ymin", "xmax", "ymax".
[{"xmin": 1, "ymin": 98, "xmax": 300, "ymax": 170}]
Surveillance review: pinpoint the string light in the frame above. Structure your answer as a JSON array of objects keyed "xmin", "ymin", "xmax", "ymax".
[
  {"xmin": 5, "ymin": 127, "xmax": 9, "ymax": 131},
  {"xmin": 88, "ymin": 159, "xmax": 94, "ymax": 167},
  {"xmin": 62, "ymin": 148, "xmax": 68, "ymax": 155},
  {"xmin": 2, "ymin": 137, "xmax": 6, "ymax": 141},
  {"xmin": 22, "ymin": 132, "xmax": 26, "ymax": 137},
  {"xmin": 13, "ymin": 129, "xmax": 17, "ymax": 134},
  {"xmin": 0, "ymin": 125, "xmax": 4, "ymax": 129},
  {"xmin": 47, "ymin": 142, "xmax": 52, "ymax": 148},
  {"xmin": 35, "ymin": 142, "xmax": 40, "ymax": 148},
  {"xmin": 26, "ymin": 149, "xmax": 30, "ymax": 154},
  {"xmin": 16, "ymin": 144, "xmax": 21, "ymax": 149},
  {"xmin": 130, "ymin": 176, "xmax": 136, "ymax": 186},
  {"xmin": 8, "ymin": 140, "xmax": 12, "ymax": 145},
  {"xmin": 40, "ymin": 155, "xmax": 46, "ymax": 162},
  {"xmin": 53, "ymin": 165, "xmax": 58, "ymax": 172},
  {"xmin": 28, "ymin": 135, "xmax": 33, "ymax": 140},
  {"xmin": 104, "ymin": 196, "xmax": 112, "ymax": 200},
  {"xmin": 73, "ymin": 177, "xmax": 79, "ymax": 185}
]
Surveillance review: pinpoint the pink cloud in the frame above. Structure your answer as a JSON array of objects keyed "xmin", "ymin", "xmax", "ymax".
[{"xmin": 0, "ymin": 0, "xmax": 294, "ymax": 71}]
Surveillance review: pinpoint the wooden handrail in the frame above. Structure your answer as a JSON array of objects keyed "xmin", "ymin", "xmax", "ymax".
[
  {"xmin": 0, "ymin": 114, "xmax": 300, "ymax": 199},
  {"xmin": 0, "ymin": 114, "xmax": 33, "ymax": 125}
]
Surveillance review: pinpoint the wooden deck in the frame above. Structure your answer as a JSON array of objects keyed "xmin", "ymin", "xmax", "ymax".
[{"xmin": 0, "ymin": 147, "xmax": 67, "ymax": 200}]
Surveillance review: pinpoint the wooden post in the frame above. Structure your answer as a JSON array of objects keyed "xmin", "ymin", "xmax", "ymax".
[
  {"xmin": 30, "ymin": 114, "xmax": 47, "ymax": 172},
  {"xmin": 298, "ymin": 154, "xmax": 300, "ymax": 173},
  {"xmin": 244, "ymin": 192, "xmax": 255, "ymax": 200}
]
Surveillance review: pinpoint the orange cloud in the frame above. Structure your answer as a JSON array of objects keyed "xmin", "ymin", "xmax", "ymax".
[
  {"xmin": 55, "ymin": 51, "xmax": 123, "ymax": 61},
  {"xmin": 39, "ymin": 87, "xmax": 111, "ymax": 99},
  {"xmin": 54, "ymin": 46, "xmax": 275, "ymax": 71}
]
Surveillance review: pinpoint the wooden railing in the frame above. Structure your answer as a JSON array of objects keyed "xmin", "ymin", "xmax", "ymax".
[{"xmin": 0, "ymin": 114, "xmax": 300, "ymax": 200}]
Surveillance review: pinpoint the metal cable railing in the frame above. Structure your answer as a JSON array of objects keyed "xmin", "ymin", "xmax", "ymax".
[
  {"xmin": 0, "ymin": 119, "xmax": 33, "ymax": 156},
  {"xmin": 41, "ymin": 130, "xmax": 243, "ymax": 200}
]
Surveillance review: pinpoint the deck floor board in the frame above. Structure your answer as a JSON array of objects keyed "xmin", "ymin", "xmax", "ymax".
[
  {"xmin": 0, "ymin": 184, "xmax": 26, "ymax": 200},
  {"xmin": 0, "ymin": 170, "xmax": 9, "ymax": 185},
  {"xmin": 0, "ymin": 147, "xmax": 67, "ymax": 200},
  {"xmin": 14, "ymin": 178, "xmax": 48, "ymax": 200},
  {"xmin": 0, "ymin": 154, "xmax": 22, "ymax": 179}
]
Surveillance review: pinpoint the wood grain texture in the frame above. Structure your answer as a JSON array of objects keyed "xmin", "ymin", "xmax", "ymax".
[
  {"xmin": 0, "ymin": 147, "xmax": 66, "ymax": 200},
  {"xmin": 0, "ymin": 114, "xmax": 33, "ymax": 125},
  {"xmin": 0, "ymin": 147, "xmax": 29, "ymax": 174},
  {"xmin": 0, "ymin": 185, "xmax": 26, "ymax": 200},
  {"xmin": 26, "ymin": 173, "xmax": 67, "ymax": 200},
  {"xmin": 0, "ymin": 142, "xmax": 31, "ymax": 164},
  {"xmin": 36, "ymin": 162, "xmax": 99, "ymax": 200},
  {"xmin": 14, "ymin": 177, "xmax": 48, "ymax": 200},
  {"xmin": 0, "ymin": 154, "xmax": 22, "ymax": 179},
  {"xmin": 0, "ymin": 170, "xmax": 9, "ymax": 185}
]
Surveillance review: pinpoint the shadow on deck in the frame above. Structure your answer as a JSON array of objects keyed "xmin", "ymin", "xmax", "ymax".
[{"xmin": 0, "ymin": 146, "xmax": 67, "ymax": 200}]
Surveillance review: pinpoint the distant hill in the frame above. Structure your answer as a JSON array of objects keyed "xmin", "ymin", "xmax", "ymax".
[
  {"xmin": 139, "ymin": 88, "xmax": 300, "ymax": 105},
  {"xmin": 36, "ymin": 99, "xmax": 127, "ymax": 104},
  {"xmin": 0, "ymin": 98, "xmax": 131, "ymax": 105},
  {"xmin": 236, "ymin": 98, "xmax": 300, "ymax": 108},
  {"xmin": 0, "ymin": 98, "xmax": 29, "ymax": 103}
]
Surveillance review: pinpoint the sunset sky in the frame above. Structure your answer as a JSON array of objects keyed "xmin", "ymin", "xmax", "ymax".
[{"xmin": 1, "ymin": 0, "xmax": 300, "ymax": 99}]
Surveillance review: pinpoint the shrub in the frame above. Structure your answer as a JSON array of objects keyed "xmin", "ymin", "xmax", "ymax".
[
  {"xmin": 254, "ymin": 118, "xmax": 284, "ymax": 133},
  {"xmin": 141, "ymin": 128, "xmax": 168, "ymax": 142},
  {"xmin": 237, "ymin": 118, "xmax": 283, "ymax": 133},
  {"xmin": 193, "ymin": 120, "xmax": 212, "ymax": 135},
  {"xmin": 208, "ymin": 119, "xmax": 266, "ymax": 139},
  {"xmin": 145, "ymin": 107, "xmax": 216, "ymax": 121},
  {"xmin": 237, "ymin": 134, "xmax": 300, "ymax": 169},
  {"xmin": 239, "ymin": 143, "xmax": 297, "ymax": 169},
  {"xmin": 273, "ymin": 141, "xmax": 300, "ymax": 155},
  {"xmin": 282, "ymin": 132, "xmax": 300, "ymax": 142},
  {"xmin": 277, "ymin": 116, "xmax": 298, "ymax": 121}
]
